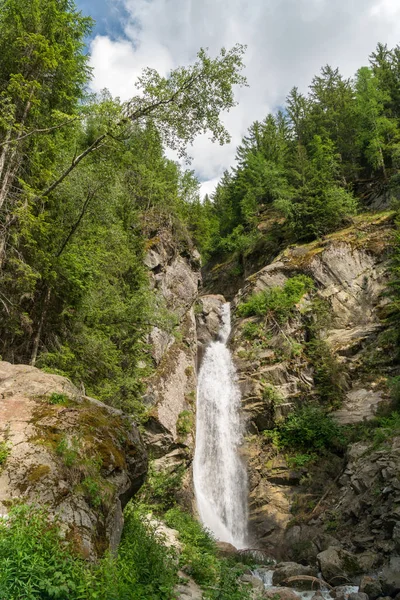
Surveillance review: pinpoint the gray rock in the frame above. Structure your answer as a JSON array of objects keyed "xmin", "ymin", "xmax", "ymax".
[
  {"xmin": 379, "ymin": 557, "xmax": 400, "ymax": 596},
  {"xmin": 263, "ymin": 588, "xmax": 299, "ymax": 600},
  {"xmin": 348, "ymin": 594, "xmax": 369, "ymax": 600},
  {"xmin": 317, "ymin": 547, "xmax": 362, "ymax": 586},
  {"xmin": 240, "ymin": 574, "xmax": 265, "ymax": 591},
  {"xmin": 359, "ymin": 576, "xmax": 382, "ymax": 600},
  {"xmin": 272, "ymin": 561, "xmax": 318, "ymax": 586}
]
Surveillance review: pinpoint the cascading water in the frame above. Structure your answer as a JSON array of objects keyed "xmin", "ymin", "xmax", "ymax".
[{"xmin": 193, "ymin": 303, "xmax": 248, "ymax": 548}]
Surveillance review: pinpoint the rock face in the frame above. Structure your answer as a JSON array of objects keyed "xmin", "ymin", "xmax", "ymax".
[
  {"xmin": 195, "ymin": 294, "xmax": 226, "ymax": 368},
  {"xmin": 0, "ymin": 361, "xmax": 147, "ymax": 559},
  {"xmin": 141, "ymin": 224, "xmax": 201, "ymax": 507},
  {"xmin": 226, "ymin": 213, "xmax": 396, "ymax": 555}
]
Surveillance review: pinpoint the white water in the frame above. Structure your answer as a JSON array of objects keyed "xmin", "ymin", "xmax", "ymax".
[{"xmin": 193, "ymin": 303, "xmax": 248, "ymax": 548}]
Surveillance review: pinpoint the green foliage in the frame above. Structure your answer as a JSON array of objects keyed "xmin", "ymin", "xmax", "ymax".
[
  {"xmin": 0, "ymin": 442, "xmax": 10, "ymax": 466},
  {"xmin": 176, "ymin": 410, "xmax": 194, "ymax": 436},
  {"xmin": 305, "ymin": 338, "xmax": 346, "ymax": 407},
  {"xmin": 0, "ymin": 504, "xmax": 87, "ymax": 599},
  {"xmin": 262, "ymin": 384, "xmax": 284, "ymax": 406},
  {"xmin": 194, "ymin": 44, "xmax": 400, "ymax": 260},
  {"xmin": 287, "ymin": 453, "xmax": 317, "ymax": 468},
  {"xmin": 278, "ymin": 405, "xmax": 345, "ymax": 453},
  {"xmin": 237, "ymin": 275, "xmax": 314, "ymax": 321},
  {"xmin": 56, "ymin": 436, "xmax": 80, "ymax": 468},
  {"xmin": 48, "ymin": 392, "xmax": 69, "ymax": 405},
  {"xmin": 164, "ymin": 507, "xmax": 252, "ymax": 599},
  {"xmin": 139, "ymin": 463, "xmax": 186, "ymax": 510},
  {"xmin": 389, "ymin": 376, "xmax": 400, "ymax": 408},
  {"xmin": 165, "ymin": 507, "xmax": 219, "ymax": 585},
  {"xmin": 0, "ymin": 503, "xmax": 179, "ymax": 600}
]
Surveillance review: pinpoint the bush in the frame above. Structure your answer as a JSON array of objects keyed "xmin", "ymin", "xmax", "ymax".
[
  {"xmin": 0, "ymin": 505, "xmax": 87, "ymax": 600},
  {"xmin": 306, "ymin": 338, "xmax": 346, "ymax": 407},
  {"xmin": 164, "ymin": 507, "xmax": 252, "ymax": 599},
  {"xmin": 0, "ymin": 503, "xmax": 179, "ymax": 600},
  {"xmin": 164, "ymin": 507, "xmax": 219, "ymax": 585},
  {"xmin": 176, "ymin": 410, "xmax": 194, "ymax": 436},
  {"xmin": 278, "ymin": 405, "xmax": 345, "ymax": 453},
  {"xmin": 237, "ymin": 275, "xmax": 314, "ymax": 322},
  {"xmin": 139, "ymin": 463, "xmax": 186, "ymax": 510}
]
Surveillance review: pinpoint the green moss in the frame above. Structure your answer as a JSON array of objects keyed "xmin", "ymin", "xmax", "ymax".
[{"xmin": 27, "ymin": 464, "xmax": 51, "ymax": 483}]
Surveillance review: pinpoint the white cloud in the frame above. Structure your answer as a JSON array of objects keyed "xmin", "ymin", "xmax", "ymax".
[{"xmin": 89, "ymin": 0, "xmax": 400, "ymax": 196}]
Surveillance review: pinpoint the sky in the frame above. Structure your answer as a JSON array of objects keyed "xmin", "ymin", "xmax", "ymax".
[{"xmin": 76, "ymin": 0, "xmax": 400, "ymax": 197}]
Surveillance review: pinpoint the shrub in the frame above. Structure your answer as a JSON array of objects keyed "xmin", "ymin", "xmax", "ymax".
[
  {"xmin": 278, "ymin": 405, "xmax": 345, "ymax": 453},
  {"xmin": 164, "ymin": 507, "xmax": 252, "ymax": 598},
  {"xmin": 176, "ymin": 410, "xmax": 194, "ymax": 436},
  {"xmin": 0, "ymin": 442, "xmax": 10, "ymax": 466},
  {"xmin": 0, "ymin": 505, "xmax": 87, "ymax": 599},
  {"xmin": 237, "ymin": 275, "xmax": 314, "ymax": 322},
  {"xmin": 0, "ymin": 503, "xmax": 179, "ymax": 600},
  {"xmin": 139, "ymin": 463, "xmax": 186, "ymax": 510},
  {"xmin": 48, "ymin": 392, "xmax": 69, "ymax": 405},
  {"xmin": 306, "ymin": 338, "xmax": 346, "ymax": 407}
]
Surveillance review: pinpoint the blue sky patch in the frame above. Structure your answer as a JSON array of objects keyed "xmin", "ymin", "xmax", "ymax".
[{"xmin": 76, "ymin": 0, "xmax": 129, "ymax": 41}]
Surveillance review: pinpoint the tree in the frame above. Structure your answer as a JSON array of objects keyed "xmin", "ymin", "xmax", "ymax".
[
  {"xmin": 0, "ymin": 0, "xmax": 92, "ymax": 206},
  {"xmin": 40, "ymin": 45, "xmax": 247, "ymax": 199},
  {"xmin": 354, "ymin": 66, "xmax": 398, "ymax": 179}
]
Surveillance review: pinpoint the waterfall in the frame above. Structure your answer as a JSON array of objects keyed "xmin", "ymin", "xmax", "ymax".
[{"xmin": 193, "ymin": 303, "xmax": 248, "ymax": 549}]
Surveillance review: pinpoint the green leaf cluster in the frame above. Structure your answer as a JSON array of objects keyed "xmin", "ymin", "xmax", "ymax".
[{"xmin": 237, "ymin": 275, "xmax": 314, "ymax": 321}]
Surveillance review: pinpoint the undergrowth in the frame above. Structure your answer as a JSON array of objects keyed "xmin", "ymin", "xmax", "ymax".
[
  {"xmin": 236, "ymin": 275, "xmax": 314, "ymax": 321},
  {"xmin": 0, "ymin": 503, "xmax": 178, "ymax": 600}
]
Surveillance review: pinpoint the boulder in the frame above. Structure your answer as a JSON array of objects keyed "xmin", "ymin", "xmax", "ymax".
[
  {"xmin": 216, "ymin": 541, "xmax": 238, "ymax": 557},
  {"xmin": 359, "ymin": 576, "xmax": 382, "ymax": 600},
  {"xmin": 317, "ymin": 547, "xmax": 364, "ymax": 585},
  {"xmin": 263, "ymin": 588, "xmax": 299, "ymax": 600},
  {"xmin": 379, "ymin": 557, "xmax": 400, "ymax": 596},
  {"xmin": 348, "ymin": 594, "xmax": 369, "ymax": 600},
  {"xmin": 240, "ymin": 574, "xmax": 265, "ymax": 591},
  {"xmin": 0, "ymin": 361, "xmax": 148, "ymax": 559},
  {"xmin": 272, "ymin": 561, "xmax": 318, "ymax": 586}
]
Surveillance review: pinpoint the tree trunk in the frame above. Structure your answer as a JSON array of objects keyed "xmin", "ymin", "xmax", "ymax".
[{"xmin": 30, "ymin": 287, "xmax": 51, "ymax": 367}]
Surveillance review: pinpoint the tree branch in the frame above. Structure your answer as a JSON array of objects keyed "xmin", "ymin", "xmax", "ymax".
[
  {"xmin": 0, "ymin": 117, "xmax": 80, "ymax": 148},
  {"xmin": 56, "ymin": 188, "xmax": 97, "ymax": 257}
]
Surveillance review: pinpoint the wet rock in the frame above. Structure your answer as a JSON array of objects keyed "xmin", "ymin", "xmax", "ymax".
[
  {"xmin": 240, "ymin": 574, "xmax": 265, "ymax": 591},
  {"xmin": 311, "ymin": 592, "xmax": 325, "ymax": 600},
  {"xmin": 272, "ymin": 562, "xmax": 318, "ymax": 586},
  {"xmin": 348, "ymin": 594, "xmax": 369, "ymax": 600},
  {"xmin": 332, "ymin": 585, "xmax": 355, "ymax": 600},
  {"xmin": 263, "ymin": 587, "xmax": 299, "ymax": 600},
  {"xmin": 195, "ymin": 294, "xmax": 226, "ymax": 346}
]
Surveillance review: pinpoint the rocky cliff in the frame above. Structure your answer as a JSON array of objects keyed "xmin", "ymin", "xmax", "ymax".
[
  {"xmin": 140, "ymin": 222, "xmax": 202, "ymax": 508},
  {"xmin": 222, "ymin": 211, "xmax": 400, "ymax": 574}
]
